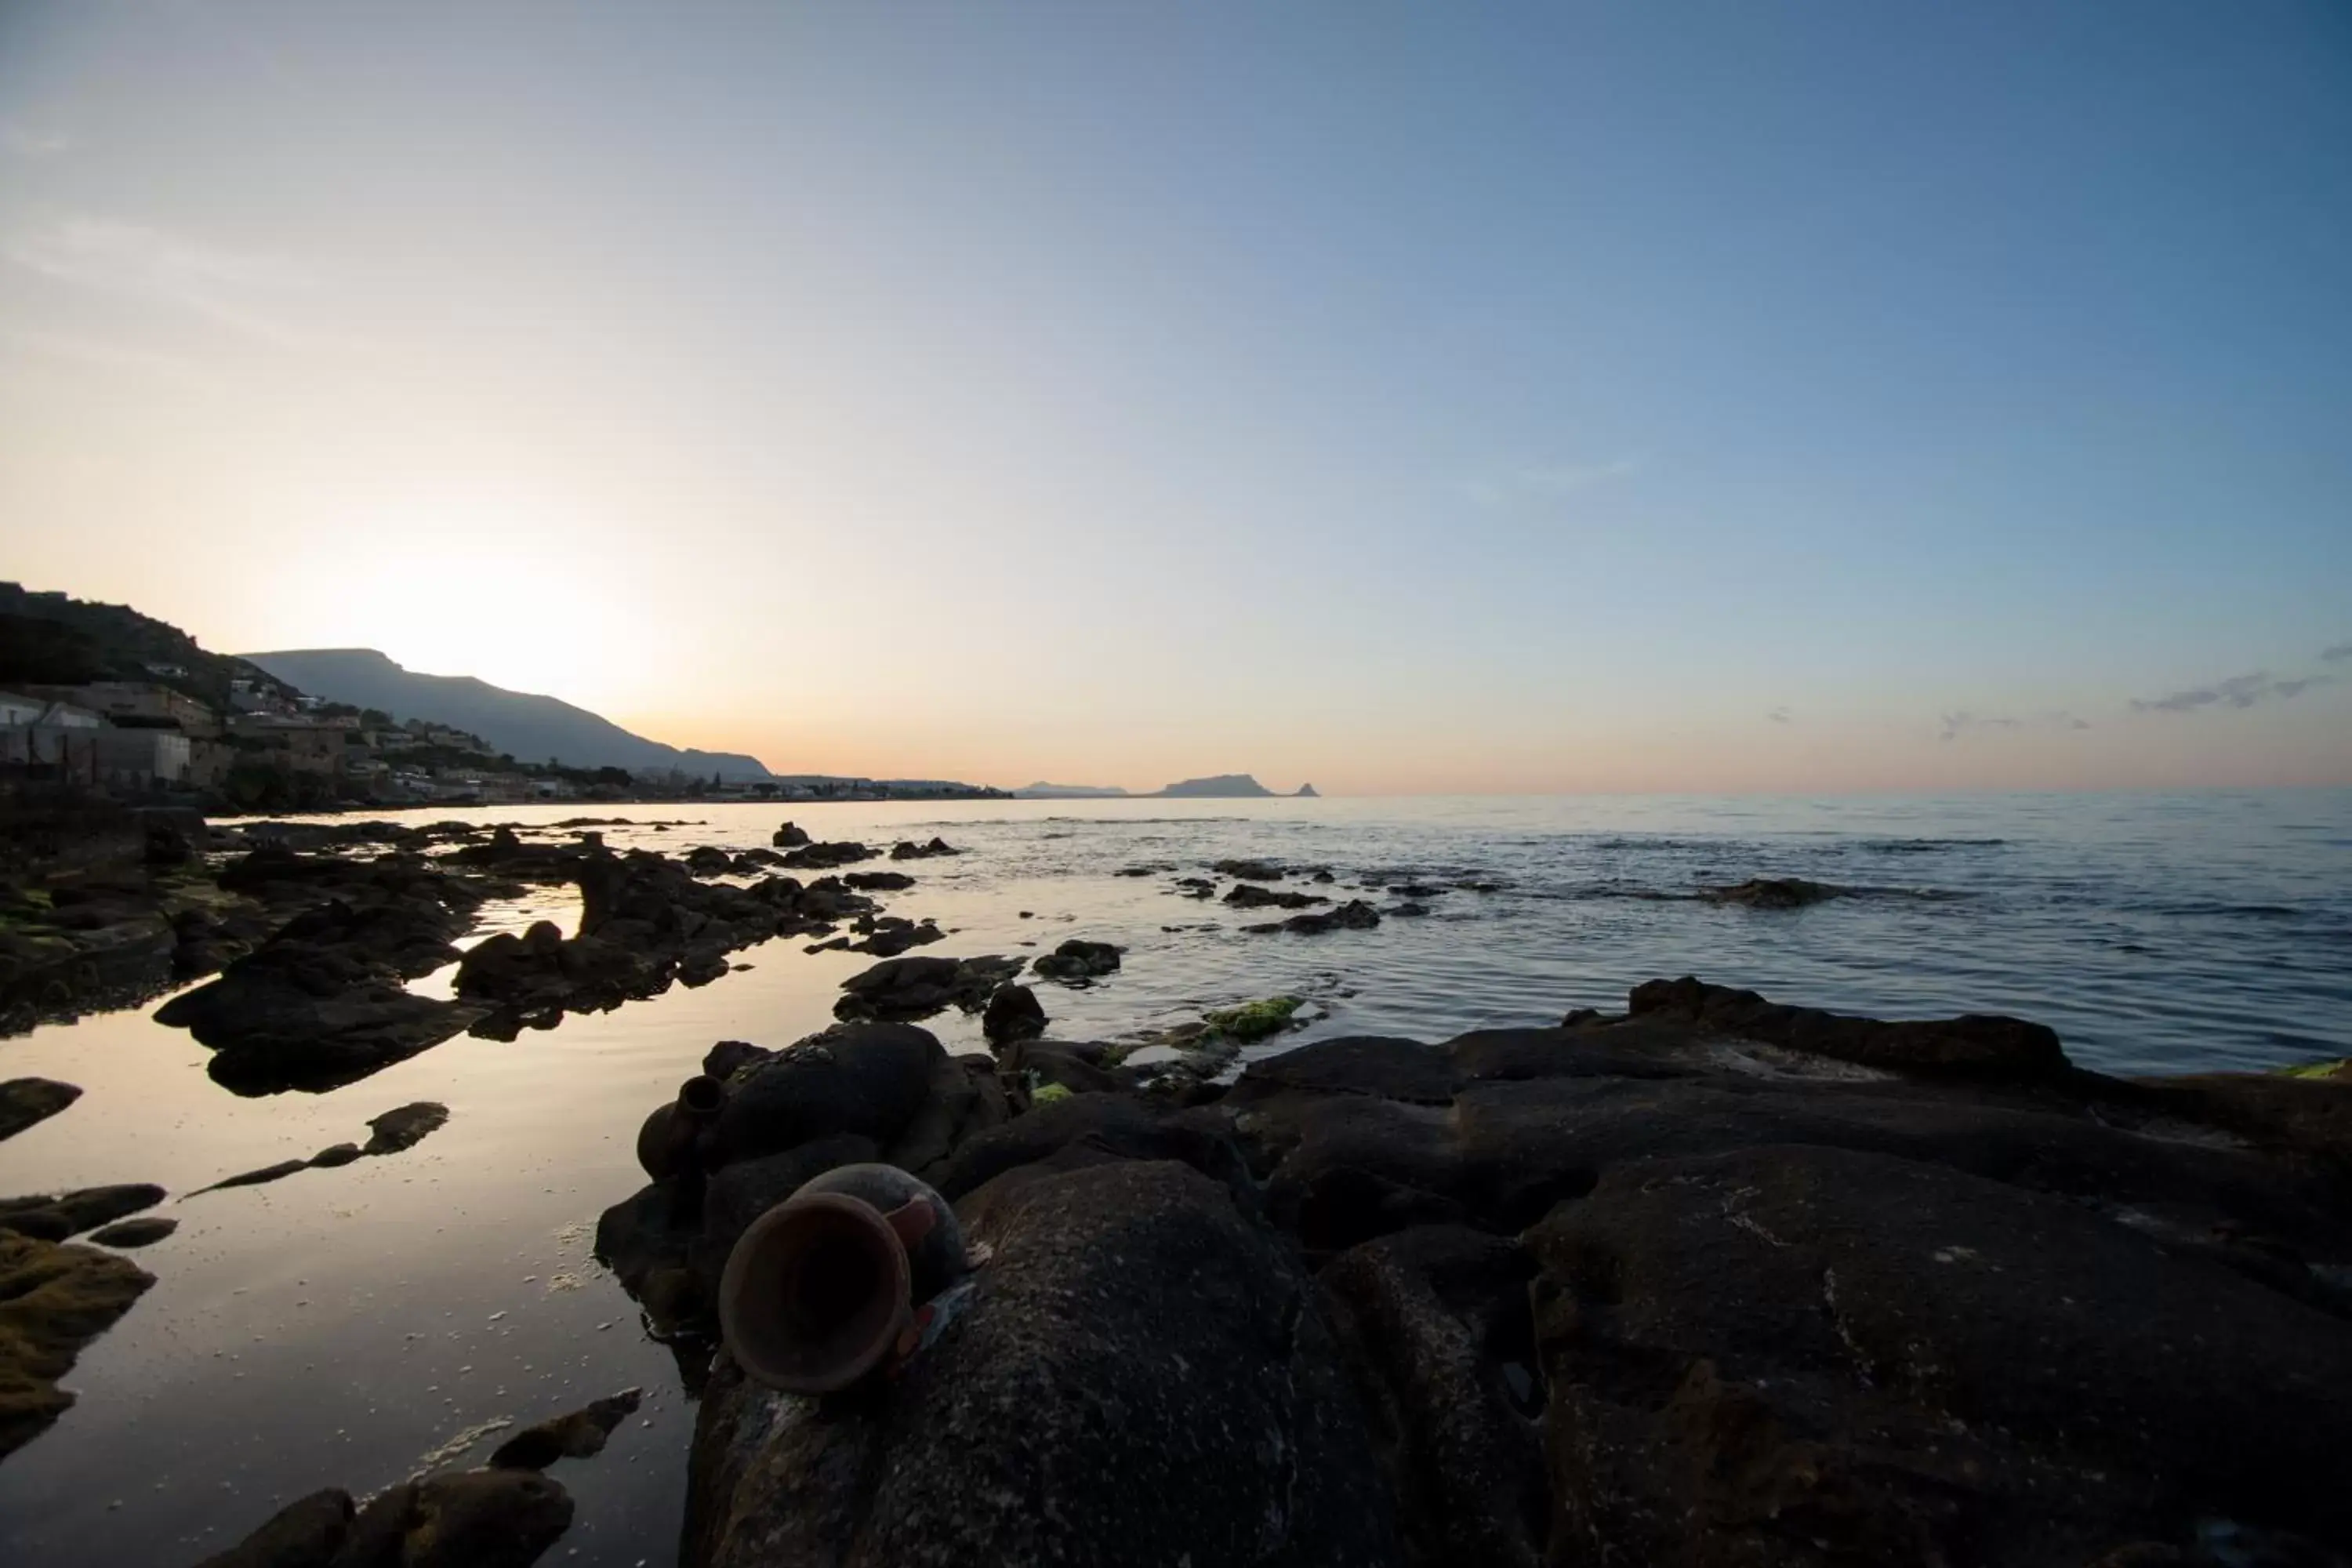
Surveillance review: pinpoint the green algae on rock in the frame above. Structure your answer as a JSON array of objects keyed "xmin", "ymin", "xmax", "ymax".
[{"xmin": 0, "ymin": 1232, "xmax": 154, "ymax": 1458}]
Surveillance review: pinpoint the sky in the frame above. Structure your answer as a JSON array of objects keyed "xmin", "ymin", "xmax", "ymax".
[{"xmin": 2, "ymin": 2, "xmax": 2348, "ymax": 794}]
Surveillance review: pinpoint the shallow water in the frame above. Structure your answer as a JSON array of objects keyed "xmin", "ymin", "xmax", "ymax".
[{"xmin": 2, "ymin": 789, "xmax": 2347, "ymax": 1564}]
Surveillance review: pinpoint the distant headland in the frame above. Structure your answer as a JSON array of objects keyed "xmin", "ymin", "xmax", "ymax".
[{"xmin": 1013, "ymin": 775, "xmax": 1319, "ymax": 800}]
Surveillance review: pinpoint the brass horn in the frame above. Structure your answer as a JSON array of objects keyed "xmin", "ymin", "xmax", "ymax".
[{"xmin": 718, "ymin": 1163, "xmax": 965, "ymax": 1394}]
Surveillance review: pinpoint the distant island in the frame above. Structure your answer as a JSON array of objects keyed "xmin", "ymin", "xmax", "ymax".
[
  {"xmin": 1014, "ymin": 775, "xmax": 1319, "ymax": 800},
  {"xmin": 1014, "ymin": 782, "xmax": 1132, "ymax": 799}
]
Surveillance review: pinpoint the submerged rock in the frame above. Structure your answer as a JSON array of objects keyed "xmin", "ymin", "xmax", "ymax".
[
  {"xmin": 1030, "ymin": 938, "xmax": 1123, "ymax": 985},
  {"xmin": 364, "ymin": 1101, "xmax": 450, "ymax": 1155},
  {"xmin": 190, "ymin": 1486, "xmax": 354, "ymax": 1568},
  {"xmin": 1212, "ymin": 858, "xmax": 1287, "ymax": 880},
  {"xmin": 488, "ymin": 1388, "xmax": 643, "ymax": 1470},
  {"xmin": 88, "ymin": 1216, "xmax": 177, "ymax": 1248},
  {"xmin": 779, "ymin": 840, "xmax": 874, "ymax": 870},
  {"xmin": 0, "ymin": 1184, "xmax": 166, "ymax": 1241},
  {"xmin": 834, "ymin": 955, "xmax": 1024, "ymax": 1022},
  {"xmin": 1245, "ymin": 898, "xmax": 1381, "ymax": 936},
  {"xmin": 890, "ymin": 837, "xmax": 961, "ymax": 860},
  {"xmin": 336, "ymin": 1467, "xmax": 574, "ymax": 1568},
  {"xmin": 1224, "ymin": 883, "xmax": 1325, "ymax": 910},
  {"xmin": 1697, "ymin": 875, "xmax": 1846, "ymax": 908},
  {"xmin": 0, "ymin": 1232, "xmax": 154, "ymax": 1457},
  {"xmin": 0, "ymin": 1079, "xmax": 79, "ymax": 1142}
]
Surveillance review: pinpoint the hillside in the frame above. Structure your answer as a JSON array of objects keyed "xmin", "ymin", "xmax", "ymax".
[
  {"xmin": 1014, "ymin": 782, "xmax": 1132, "ymax": 798},
  {"xmin": 239, "ymin": 648, "xmax": 775, "ymax": 780},
  {"xmin": 0, "ymin": 583, "xmax": 297, "ymax": 710},
  {"xmin": 1153, "ymin": 774, "xmax": 1277, "ymax": 798}
]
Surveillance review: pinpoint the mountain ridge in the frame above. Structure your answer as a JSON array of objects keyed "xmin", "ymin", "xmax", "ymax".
[{"xmin": 239, "ymin": 648, "xmax": 775, "ymax": 780}]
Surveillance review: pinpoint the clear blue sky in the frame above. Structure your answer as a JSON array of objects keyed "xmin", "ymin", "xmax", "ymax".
[{"xmin": 3, "ymin": 2, "xmax": 2347, "ymax": 790}]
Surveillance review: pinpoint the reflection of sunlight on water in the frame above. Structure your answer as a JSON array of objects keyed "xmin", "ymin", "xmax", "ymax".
[{"xmin": 2, "ymin": 792, "xmax": 2347, "ymax": 1566}]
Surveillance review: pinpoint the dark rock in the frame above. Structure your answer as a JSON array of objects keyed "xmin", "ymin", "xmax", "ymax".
[
  {"xmin": 89, "ymin": 1216, "xmax": 177, "ymax": 1248},
  {"xmin": 1320, "ymin": 1225, "xmax": 1548, "ymax": 1568},
  {"xmin": 982, "ymin": 982, "xmax": 1047, "ymax": 1045},
  {"xmin": 194, "ymin": 1160, "xmax": 310, "ymax": 1194},
  {"xmin": 842, "ymin": 870, "xmax": 915, "ymax": 891},
  {"xmin": 1114, "ymin": 864, "xmax": 1167, "ymax": 877},
  {"xmin": 336, "ymin": 1467, "xmax": 574, "ymax": 1568},
  {"xmin": 0, "ymin": 1184, "xmax": 166, "ymax": 1241},
  {"xmin": 1697, "ymin": 875, "xmax": 1846, "ymax": 909},
  {"xmin": 834, "ymin": 955, "xmax": 1023, "ymax": 1022},
  {"xmin": 779, "ymin": 840, "xmax": 873, "ymax": 869},
  {"xmin": 1385, "ymin": 884, "xmax": 1444, "ymax": 898},
  {"xmin": 191, "ymin": 1486, "xmax": 354, "ymax": 1567},
  {"xmin": 708, "ymin": 1024, "xmax": 945, "ymax": 1167},
  {"xmin": 0, "ymin": 1078, "xmax": 79, "ymax": 1142},
  {"xmin": 1212, "ymin": 858, "xmax": 1287, "ymax": 880},
  {"xmin": 1172, "ymin": 877, "xmax": 1217, "ymax": 898},
  {"xmin": 307, "ymin": 1143, "xmax": 363, "ymax": 1168},
  {"xmin": 883, "ymin": 1053, "xmax": 1012, "ymax": 1177},
  {"xmin": 703, "ymin": 1040, "xmax": 771, "ymax": 1080},
  {"xmin": 684, "ymin": 844, "xmax": 734, "ymax": 876},
  {"xmin": 140, "ymin": 811, "xmax": 206, "ymax": 867},
  {"xmin": 1030, "ymin": 938, "xmax": 1123, "ymax": 984},
  {"xmin": 1225, "ymin": 882, "xmax": 1326, "ymax": 910},
  {"xmin": 1524, "ymin": 1142, "xmax": 2352, "ymax": 1566},
  {"xmin": 681, "ymin": 1160, "xmax": 1398, "ymax": 1568},
  {"xmin": 1245, "ymin": 898, "xmax": 1381, "ymax": 936},
  {"xmin": 1626, "ymin": 974, "xmax": 2068, "ymax": 1081},
  {"xmin": 889, "ymin": 837, "xmax": 961, "ymax": 860},
  {"xmin": 364, "ymin": 1101, "xmax": 448, "ymax": 1155},
  {"xmin": 931, "ymin": 1091, "xmax": 1251, "ymax": 1206},
  {"xmin": 772, "ymin": 822, "xmax": 811, "ymax": 848},
  {"xmin": 488, "ymin": 1388, "xmax": 642, "ymax": 1470},
  {"xmin": 845, "ymin": 916, "xmax": 944, "ymax": 957},
  {"xmin": 1388, "ymin": 902, "xmax": 1431, "ymax": 916},
  {"xmin": 0, "ymin": 1232, "xmax": 154, "ymax": 1457},
  {"xmin": 997, "ymin": 1037, "xmax": 1137, "ymax": 1097}
]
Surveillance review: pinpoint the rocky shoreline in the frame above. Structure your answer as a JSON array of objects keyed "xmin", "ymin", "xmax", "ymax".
[
  {"xmin": 8, "ymin": 806, "xmax": 2350, "ymax": 1565},
  {"xmin": 560, "ymin": 974, "xmax": 2352, "ymax": 1566}
]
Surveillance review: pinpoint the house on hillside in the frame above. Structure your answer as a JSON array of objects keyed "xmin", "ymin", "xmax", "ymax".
[
  {"xmin": 0, "ymin": 694, "xmax": 192, "ymax": 787},
  {"xmin": 227, "ymin": 712, "xmax": 347, "ymax": 775},
  {"xmin": 22, "ymin": 681, "xmax": 221, "ymax": 739}
]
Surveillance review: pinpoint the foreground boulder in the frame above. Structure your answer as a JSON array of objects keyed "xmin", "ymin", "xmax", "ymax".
[
  {"xmin": 0, "ymin": 1078, "xmax": 79, "ymax": 1142},
  {"xmin": 0, "ymin": 1232, "xmax": 153, "ymax": 1457},
  {"xmin": 681, "ymin": 1160, "xmax": 1399, "ymax": 1567},
  {"xmin": 194, "ymin": 1468, "xmax": 573, "ymax": 1568}
]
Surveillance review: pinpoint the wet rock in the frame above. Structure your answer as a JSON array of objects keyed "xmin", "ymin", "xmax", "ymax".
[
  {"xmin": 89, "ymin": 1216, "xmax": 177, "ymax": 1248},
  {"xmin": 703, "ymin": 1040, "xmax": 771, "ymax": 1080},
  {"xmin": 1524, "ymin": 1142, "xmax": 2352, "ymax": 1565},
  {"xmin": 1030, "ymin": 938, "xmax": 1122, "ymax": 984},
  {"xmin": 306, "ymin": 1144, "xmax": 364, "ymax": 1168},
  {"xmin": 708, "ymin": 1024, "xmax": 946, "ymax": 1167},
  {"xmin": 931, "ymin": 1091, "xmax": 1253, "ymax": 1207},
  {"xmin": 0, "ymin": 1078, "xmax": 79, "ymax": 1142},
  {"xmin": 1171, "ymin": 877, "xmax": 1217, "ymax": 899},
  {"xmin": 1320, "ymin": 1225, "xmax": 1548, "ymax": 1568},
  {"xmin": 772, "ymin": 822, "xmax": 811, "ymax": 848},
  {"xmin": 0, "ymin": 1184, "xmax": 166, "ymax": 1241},
  {"xmin": 779, "ymin": 840, "xmax": 873, "ymax": 870},
  {"xmin": 190, "ymin": 1486, "xmax": 354, "ymax": 1567},
  {"xmin": 1245, "ymin": 898, "xmax": 1382, "ymax": 936},
  {"xmin": 842, "ymin": 869, "xmax": 915, "ymax": 891},
  {"xmin": 1212, "ymin": 858, "xmax": 1287, "ymax": 880},
  {"xmin": 681, "ymin": 1160, "xmax": 1398, "ymax": 1568},
  {"xmin": 1626, "ymin": 974, "xmax": 2067, "ymax": 1081},
  {"xmin": 1225, "ymin": 882, "xmax": 1326, "ymax": 910},
  {"xmin": 194, "ymin": 1160, "xmax": 310, "ymax": 1194},
  {"xmin": 845, "ymin": 916, "xmax": 943, "ymax": 957},
  {"xmin": 1114, "ymin": 864, "xmax": 1167, "ymax": 877},
  {"xmin": 0, "ymin": 1232, "xmax": 154, "ymax": 1457},
  {"xmin": 336, "ymin": 1467, "xmax": 574, "ymax": 1568},
  {"xmin": 997, "ymin": 1037, "xmax": 1137, "ymax": 1097},
  {"xmin": 364, "ymin": 1102, "xmax": 449, "ymax": 1155},
  {"xmin": 155, "ymin": 887, "xmax": 488, "ymax": 1094},
  {"xmin": 1697, "ymin": 875, "xmax": 1846, "ymax": 909},
  {"xmin": 834, "ymin": 954, "xmax": 1023, "ymax": 1022},
  {"xmin": 884, "ymin": 1053, "xmax": 1012, "ymax": 1176},
  {"xmin": 1385, "ymin": 884, "xmax": 1444, "ymax": 898},
  {"xmin": 684, "ymin": 845, "xmax": 734, "ymax": 876},
  {"xmin": 982, "ymin": 982, "xmax": 1047, "ymax": 1045},
  {"xmin": 488, "ymin": 1388, "xmax": 643, "ymax": 1470},
  {"xmin": 1388, "ymin": 902, "xmax": 1432, "ymax": 917},
  {"xmin": 890, "ymin": 837, "xmax": 961, "ymax": 860}
]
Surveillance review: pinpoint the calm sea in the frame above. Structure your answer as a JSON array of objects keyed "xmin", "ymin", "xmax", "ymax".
[{"xmin": 2, "ymin": 789, "xmax": 2345, "ymax": 1565}]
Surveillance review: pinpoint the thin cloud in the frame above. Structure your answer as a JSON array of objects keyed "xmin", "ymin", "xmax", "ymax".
[
  {"xmin": 1462, "ymin": 452, "xmax": 1645, "ymax": 507},
  {"xmin": 0, "ymin": 324, "xmax": 222, "ymax": 390},
  {"xmin": 2322, "ymin": 643, "xmax": 2352, "ymax": 664},
  {"xmin": 1766, "ymin": 706, "xmax": 1794, "ymax": 724},
  {"xmin": 2129, "ymin": 672, "xmax": 2330, "ymax": 714},
  {"xmin": 0, "ymin": 125, "xmax": 71, "ymax": 159},
  {"xmin": 1940, "ymin": 710, "xmax": 2090, "ymax": 742},
  {"xmin": 2, "ymin": 215, "xmax": 316, "ymax": 346}
]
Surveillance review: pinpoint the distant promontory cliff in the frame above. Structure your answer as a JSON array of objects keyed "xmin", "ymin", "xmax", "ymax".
[{"xmin": 1014, "ymin": 775, "xmax": 1319, "ymax": 800}]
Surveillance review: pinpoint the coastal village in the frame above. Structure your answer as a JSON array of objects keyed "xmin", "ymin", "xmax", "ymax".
[{"xmin": 0, "ymin": 586, "xmax": 1006, "ymax": 811}]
